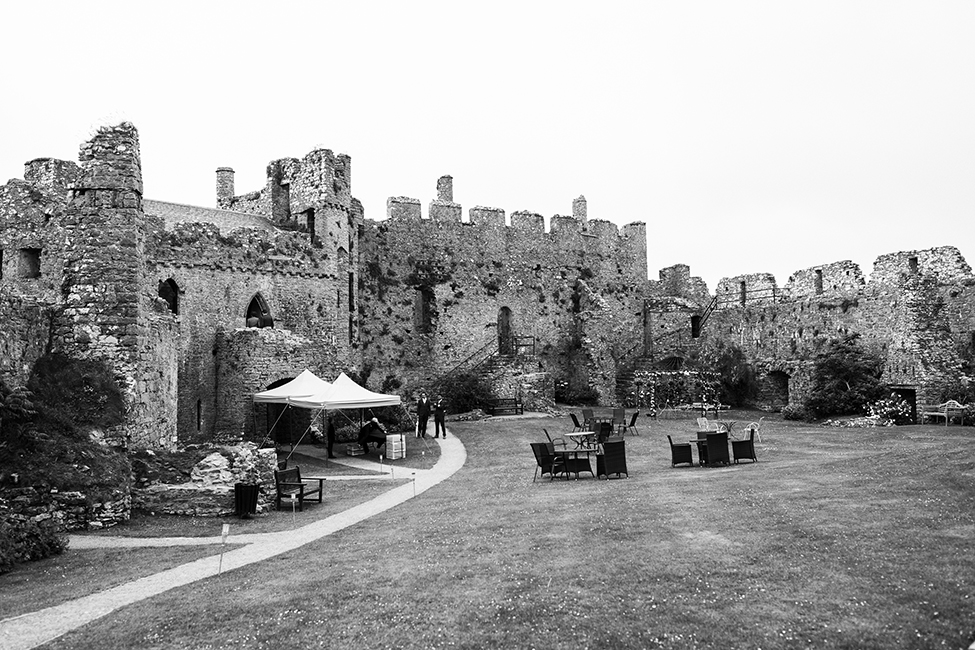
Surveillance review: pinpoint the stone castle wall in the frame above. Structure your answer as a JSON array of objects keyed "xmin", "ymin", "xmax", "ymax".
[
  {"xmin": 358, "ymin": 188, "xmax": 647, "ymax": 400},
  {"xmin": 699, "ymin": 246, "xmax": 975, "ymax": 408},
  {"xmin": 3, "ymin": 122, "xmax": 975, "ymax": 463}
]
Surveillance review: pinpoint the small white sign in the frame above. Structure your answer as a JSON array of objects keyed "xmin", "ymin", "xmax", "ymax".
[{"xmin": 221, "ymin": 523, "xmax": 230, "ymax": 542}]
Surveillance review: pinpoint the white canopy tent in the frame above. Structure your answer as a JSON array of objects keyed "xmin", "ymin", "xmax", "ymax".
[
  {"xmin": 253, "ymin": 369, "xmax": 404, "ymax": 456},
  {"xmin": 252, "ymin": 369, "xmax": 336, "ymax": 406}
]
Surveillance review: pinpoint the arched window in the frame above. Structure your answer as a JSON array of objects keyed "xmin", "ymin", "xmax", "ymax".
[
  {"xmin": 158, "ymin": 278, "xmax": 179, "ymax": 315},
  {"xmin": 246, "ymin": 293, "xmax": 274, "ymax": 328}
]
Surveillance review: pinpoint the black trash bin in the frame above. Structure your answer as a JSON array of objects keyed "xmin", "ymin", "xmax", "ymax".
[{"xmin": 234, "ymin": 483, "xmax": 260, "ymax": 518}]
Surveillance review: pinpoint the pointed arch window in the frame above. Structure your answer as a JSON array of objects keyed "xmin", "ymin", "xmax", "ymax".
[
  {"xmin": 158, "ymin": 278, "xmax": 180, "ymax": 315},
  {"xmin": 245, "ymin": 293, "xmax": 274, "ymax": 328}
]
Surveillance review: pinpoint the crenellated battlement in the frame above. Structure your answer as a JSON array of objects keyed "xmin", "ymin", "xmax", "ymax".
[
  {"xmin": 786, "ymin": 260, "xmax": 865, "ymax": 299},
  {"xmin": 870, "ymin": 246, "xmax": 972, "ymax": 286}
]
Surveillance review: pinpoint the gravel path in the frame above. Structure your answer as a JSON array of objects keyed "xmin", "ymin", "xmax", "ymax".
[{"xmin": 0, "ymin": 434, "xmax": 466, "ymax": 650}]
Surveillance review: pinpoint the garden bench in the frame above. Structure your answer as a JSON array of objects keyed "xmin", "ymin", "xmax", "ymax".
[
  {"xmin": 488, "ymin": 398, "xmax": 523, "ymax": 416},
  {"xmin": 920, "ymin": 400, "xmax": 968, "ymax": 426},
  {"xmin": 273, "ymin": 466, "xmax": 324, "ymax": 511}
]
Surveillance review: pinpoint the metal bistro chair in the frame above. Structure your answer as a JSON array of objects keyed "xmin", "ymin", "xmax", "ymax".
[
  {"xmin": 581, "ymin": 408, "xmax": 595, "ymax": 431},
  {"xmin": 569, "ymin": 413, "xmax": 585, "ymax": 432},
  {"xmin": 623, "ymin": 411, "xmax": 641, "ymax": 436},
  {"xmin": 612, "ymin": 408, "xmax": 626, "ymax": 434}
]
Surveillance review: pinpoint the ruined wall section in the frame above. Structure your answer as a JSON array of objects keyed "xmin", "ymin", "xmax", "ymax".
[
  {"xmin": 147, "ymin": 221, "xmax": 343, "ymax": 442},
  {"xmin": 39, "ymin": 123, "xmax": 178, "ymax": 448},
  {"xmin": 715, "ymin": 273, "xmax": 780, "ymax": 309},
  {"xmin": 0, "ymin": 295, "xmax": 53, "ymax": 387},
  {"xmin": 701, "ymin": 247, "xmax": 974, "ymax": 409},
  {"xmin": 358, "ymin": 187, "xmax": 646, "ymax": 398},
  {"xmin": 216, "ymin": 149, "xmax": 358, "ymax": 352},
  {"xmin": 214, "ymin": 328, "xmax": 334, "ymax": 440},
  {"xmin": 785, "ymin": 260, "xmax": 865, "ymax": 299}
]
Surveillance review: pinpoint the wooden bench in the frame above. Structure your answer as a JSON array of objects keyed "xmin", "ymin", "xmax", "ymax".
[
  {"xmin": 273, "ymin": 467, "xmax": 324, "ymax": 511},
  {"xmin": 920, "ymin": 400, "xmax": 968, "ymax": 426},
  {"xmin": 488, "ymin": 398, "xmax": 524, "ymax": 416}
]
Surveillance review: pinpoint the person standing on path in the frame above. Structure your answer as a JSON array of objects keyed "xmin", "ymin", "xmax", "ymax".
[
  {"xmin": 433, "ymin": 396, "xmax": 447, "ymax": 438},
  {"xmin": 416, "ymin": 391, "xmax": 431, "ymax": 438}
]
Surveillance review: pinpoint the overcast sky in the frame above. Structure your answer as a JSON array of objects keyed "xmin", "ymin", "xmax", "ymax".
[{"xmin": 2, "ymin": 1, "xmax": 973, "ymax": 291}]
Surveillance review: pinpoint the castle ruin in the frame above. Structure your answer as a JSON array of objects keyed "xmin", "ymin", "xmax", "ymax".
[{"xmin": 1, "ymin": 123, "xmax": 972, "ymax": 449}]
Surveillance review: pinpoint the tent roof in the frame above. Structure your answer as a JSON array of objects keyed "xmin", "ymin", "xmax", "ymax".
[
  {"xmin": 252, "ymin": 369, "xmax": 334, "ymax": 405},
  {"xmin": 297, "ymin": 372, "xmax": 401, "ymax": 410},
  {"xmin": 252, "ymin": 369, "xmax": 401, "ymax": 410}
]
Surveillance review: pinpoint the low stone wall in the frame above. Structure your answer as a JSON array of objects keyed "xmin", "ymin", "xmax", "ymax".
[
  {"xmin": 132, "ymin": 443, "xmax": 277, "ymax": 516},
  {"xmin": 0, "ymin": 486, "xmax": 131, "ymax": 532}
]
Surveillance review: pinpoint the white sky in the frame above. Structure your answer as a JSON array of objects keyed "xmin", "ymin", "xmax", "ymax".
[{"xmin": 2, "ymin": 1, "xmax": 973, "ymax": 291}]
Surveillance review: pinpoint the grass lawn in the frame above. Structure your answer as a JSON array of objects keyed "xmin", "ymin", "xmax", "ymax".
[{"xmin": 11, "ymin": 410, "xmax": 975, "ymax": 649}]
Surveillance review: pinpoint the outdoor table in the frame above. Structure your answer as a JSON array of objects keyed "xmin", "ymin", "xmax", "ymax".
[
  {"xmin": 553, "ymin": 448, "xmax": 597, "ymax": 479},
  {"xmin": 563, "ymin": 431, "xmax": 598, "ymax": 449}
]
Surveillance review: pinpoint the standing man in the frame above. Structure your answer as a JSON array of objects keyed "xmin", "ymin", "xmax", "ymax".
[
  {"xmin": 433, "ymin": 395, "xmax": 447, "ymax": 438},
  {"xmin": 416, "ymin": 391, "xmax": 431, "ymax": 438},
  {"xmin": 326, "ymin": 415, "xmax": 336, "ymax": 459}
]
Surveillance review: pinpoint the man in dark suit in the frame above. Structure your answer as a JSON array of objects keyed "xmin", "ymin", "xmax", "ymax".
[
  {"xmin": 416, "ymin": 391, "xmax": 431, "ymax": 438},
  {"xmin": 433, "ymin": 396, "xmax": 447, "ymax": 438}
]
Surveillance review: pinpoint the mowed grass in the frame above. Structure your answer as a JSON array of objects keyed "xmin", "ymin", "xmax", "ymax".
[{"xmin": 14, "ymin": 411, "xmax": 975, "ymax": 649}]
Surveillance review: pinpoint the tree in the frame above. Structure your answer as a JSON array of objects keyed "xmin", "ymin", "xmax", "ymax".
[{"xmin": 804, "ymin": 334, "xmax": 885, "ymax": 419}]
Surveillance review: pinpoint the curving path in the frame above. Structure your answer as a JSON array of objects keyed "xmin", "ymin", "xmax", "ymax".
[{"xmin": 0, "ymin": 434, "xmax": 466, "ymax": 650}]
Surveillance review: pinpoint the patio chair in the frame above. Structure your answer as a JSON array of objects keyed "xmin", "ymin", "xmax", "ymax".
[
  {"xmin": 696, "ymin": 417, "xmax": 719, "ymax": 433},
  {"xmin": 740, "ymin": 417, "xmax": 764, "ymax": 442},
  {"xmin": 544, "ymin": 428, "xmax": 566, "ymax": 448},
  {"xmin": 596, "ymin": 422, "xmax": 615, "ymax": 445},
  {"xmin": 732, "ymin": 428, "xmax": 758, "ymax": 464},
  {"xmin": 623, "ymin": 411, "xmax": 641, "ymax": 436},
  {"xmin": 612, "ymin": 408, "xmax": 626, "ymax": 433},
  {"xmin": 581, "ymin": 408, "xmax": 595, "ymax": 430},
  {"xmin": 705, "ymin": 431, "xmax": 730, "ymax": 466},
  {"xmin": 530, "ymin": 442, "xmax": 564, "ymax": 482},
  {"xmin": 597, "ymin": 439, "xmax": 628, "ymax": 479},
  {"xmin": 667, "ymin": 435, "xmax": 694, "ymax": 467},
  {"xmin": 569, "ymin": 413, "xmax": 584, "ymax": 432}
]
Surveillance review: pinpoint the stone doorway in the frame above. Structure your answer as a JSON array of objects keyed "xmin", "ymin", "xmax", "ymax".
[{"xmin": 498, "ymin": 306, "xmax": 513, "ymax": 356}]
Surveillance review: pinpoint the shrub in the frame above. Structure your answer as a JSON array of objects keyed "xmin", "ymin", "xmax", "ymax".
[
  {"xmin": 696, "ymin": 341, "xmax": 758, "ymax": 407},
  {"xmin": 432, "ymin": 371, "xmax": 492, "ymax": 414},
  {"xmin": 26, "ymin": 354, "xmax": 126, "ymax": 437},
  {"xmin": 0, "ymin": 518, "xmax": 67, "ymax": 574},
  {"xmin": 563, "ymin": 386, "xmax": 600, "ymax": 406},
  {"xmin": 782, "ymin": 403, "xmax": 811, "ymax": 421},
  {"xmin": 866, "ymin": 393, "xmax": 913, "ymax": 425},
  {"xmin": 804, "ymin": 334, "xmax": 885, "ymax": 419}
]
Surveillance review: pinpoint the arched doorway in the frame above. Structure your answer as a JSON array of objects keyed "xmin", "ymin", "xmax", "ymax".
[
  {"xmin": 498, "ymin": 307, "xmax": 513, "ymax": 355},
  {"xmin": 246, "ymin": 293, "xmax": 274, "ymax": 328},
  {"xmin": 759, "ymin": 371, "xmax": 790, "ymax": 410}
]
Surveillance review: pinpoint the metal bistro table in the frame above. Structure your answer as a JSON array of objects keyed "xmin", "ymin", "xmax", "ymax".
[
  {"xmin": 563, "ymin": 431, "xmax": 598, "ymax": 449},
  {"xmin": 553, "ymin": 447, "xmax": 597, "ymax": 480}
]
